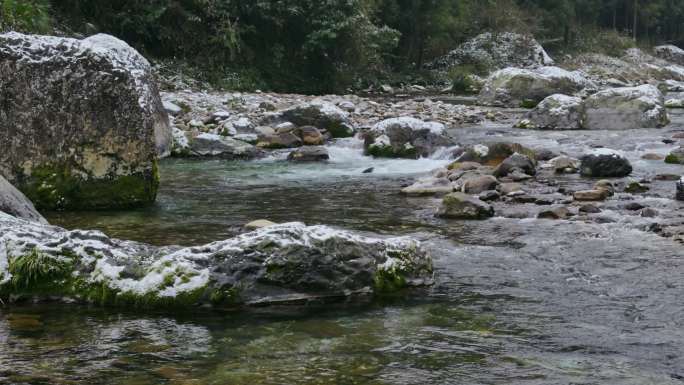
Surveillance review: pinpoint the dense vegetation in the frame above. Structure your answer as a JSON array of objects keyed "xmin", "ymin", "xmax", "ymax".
[{"xmin": 2, "ymin": 0, "xmax": 684, "ymax": 93}]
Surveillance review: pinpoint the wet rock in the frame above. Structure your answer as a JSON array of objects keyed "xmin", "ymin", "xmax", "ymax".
[
  {"xmin": 461, "ymin": 175, "xmax": 499, "ymax": 194},
  {"xmin": 538, "ymin": 206, "xmax": 571, "ymax": 219},
  {"xmin": 244, "ymin": 219, "xmax": 277, "ymax": 230},
  {"xmin": 593, "ymin": 180, "xmax": 616, "ymax": 196},
  {"xmin": 190, "ymin": 133, "xmax": 261, "ymax": 159},
  {"xmin": 428, "ymin": 32, "xmax": 553, "ymax": 74},
  {"xmin": 579, "ymin": 204, "xmax": 602, "ymax": 214},
  {"xmin": 498, "ymin": 182, "xmax": 523, "ymax": 195},
  {"xmin": 274, "ymin": 122, "xmax": 295, "ymax": 133},
  {"xmin": 534, "ymin": 149, "xmax": 559, "ymax": 161},
  {"xmin": 665, "ymin": 147, "xmax": 684, "ymax": 164},
  {"xmin": 296, "ymin": 126, "xmax": 324, "ymax": 145},
  {"xmin": 0, "ymin": 32, "xmax": 172, "ymax": 210},
  {"xmin": 280, "ymin": 101, "xmax": 354, "ymax": 138},
  {"xmin": 257, "ymin": 132, "xmax": 303, "ymax": 149},
  {"xmin": 493, "ymin": 153, "xmax": 536, "ymax": 178},
  {"xmin": 0, "ymin": 176, "xmax": 47, "ymax": 224},
  {"xmin": 362, "ymin": 167, "xmax": 374, "ymax": 174},
  {"xmin": 623, "ymin": 202, "xmax": 645, "ymax": 211},
  {"xmin": 580, "ymin": 149, "xmax": 632, "ymax": 178},
  {"xmin": 640, "ymin": 208, "xmax": 659, "ymax": 218},
  {"xmin": 573, "ymin": 189, "xmax": 609, "ymax": 201},
  {"xmin": 547, "ymin": 156, "xmax": 580, "ymax": 173},
  {"xmin": 517, "ymin": 94, "xmax": 584, "ymax": 130},
  {"xmin": 583, "ymin": 85, "xmax": 669, "ymax": 129},
  {"xmin": 641, "ymin": 153, "xmax": 664, "ymax": 160},
  {"xmin": 624, "ymin": 181, "xmax": 649, "ymax": 193},
  {"xmin": 478, "ymin": 190, "xmax": 500, "ymax": 202},
  {"xmin": 665, "ymin": 99, "xmax": 684, "ymax": 108},
  {"xmin": 401, "ymin": 177, "xmax": 454, "ymax": 196},
  {"xmin": 456, "ymin": 142, "xmax": 536, "ymax": 166},
  {"xmin": 0, "ymin": 215, "xmax": 434, "ymax": 306},
  {"xmin": 365, "ymin": 117, "xmax": 453, "ymax": 159},
  {"xmin": 654, "ymin": 174, "xmax": 681, "ymax": 181},
  {"xmin": 436, "ymin": 193, "xmax": 494, "ymax": 220},
  {"xmin": 677, "ymin": 177, "xmax": 684, "ymax": 201},
  {"xmin": 478, "ymin": 66, "xmax": 592, "ymax": 107},
  {"xmin": 287, "ymin": 146, "xmax": 329, "ymax": 162}
]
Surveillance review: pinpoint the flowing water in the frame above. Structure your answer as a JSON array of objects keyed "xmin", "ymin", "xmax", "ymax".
[{"xmin": 4, "ymin": 113, "xmax": 684, "ymax": 384}]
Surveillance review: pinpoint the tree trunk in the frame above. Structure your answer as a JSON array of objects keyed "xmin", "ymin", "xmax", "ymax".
[{"xmin": 633, "ymin": 0, "xmax": 638, "ymax": 41}]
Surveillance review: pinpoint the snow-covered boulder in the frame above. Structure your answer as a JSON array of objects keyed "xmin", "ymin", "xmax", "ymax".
[
  {"xmin": 0, "ymin": 32, "xmax": 172, "ymax": 210},
  {"xmin": 0, "ymin": 214, "xmax": 433, "ymax": 306},
  {"xmin": 364, "ymin": 117, "xmax": 453, "ymax": 158},
  {"xmin": 428, "ymin": 32, "xmax": 553, "ymax": 73},
  {"xmin": 478, "ymin": 66, "xmax": 592, "ymax": 107},
  {"xmin": 280, "ymin": 101, "xmax": 354, "ymax": 138},
  {"xmin": 583, "ymin": 85, "xmax": 669, "ymax": 129},
  {"xmin": 654, "ymin": 45, "xmax": 684, "ymax": 66},
  {"xmin": 517, "ymin": 94, "xmax": 585, "ymax": 130}
]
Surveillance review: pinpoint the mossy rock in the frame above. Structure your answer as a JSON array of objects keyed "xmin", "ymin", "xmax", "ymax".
[
  {"xmin": 665, "ymin": 153, "xmax": 684, "ymax": 164},
  {"xmin": 15, "ymin": 162, "xmax": 159, "ymax": 210}
]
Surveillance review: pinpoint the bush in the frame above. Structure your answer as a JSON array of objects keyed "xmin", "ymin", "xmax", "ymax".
[{"xmin": 0, "ymin": 0, "xmax": 52, "ymax": 33}]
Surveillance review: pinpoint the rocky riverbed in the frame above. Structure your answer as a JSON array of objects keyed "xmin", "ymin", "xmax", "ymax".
[{"xmin": 2, "ymin": 30, "xmax": 684, "ymax": 384}]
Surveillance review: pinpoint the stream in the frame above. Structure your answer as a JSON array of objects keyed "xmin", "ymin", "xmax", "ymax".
[{"xmin": 2, "ymin": 111, "xmax": 684, "ymax": 384}]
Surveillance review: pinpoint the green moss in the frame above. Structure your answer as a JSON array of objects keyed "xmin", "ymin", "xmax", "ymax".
[
  {"xmin": 7, "ymin": 248, "xmax": 72, "ymax": 292},
  {"xmin": 373, "ymin": 268, "xmax": 407, "ymax": 293},
  {"xmin": 665, "ymin": 153, "xmax": 682, "ymax": 164},
  {"xmin": 209, "ymin": 287, "xmax": 241, "ymax": 306},
  {"xmin": 16, "ymin": 161, "xmax": 159, "ymax": 210},
  {"xmin": 326, "ymin": 123, "xmax": 354, "ymax": 138},
  {"xmin": 520, "ymin": 99, "xmax": 538, "ymax": 109}
]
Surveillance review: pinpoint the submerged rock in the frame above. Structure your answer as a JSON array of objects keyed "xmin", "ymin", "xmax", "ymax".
[
  {"xmin": 580, "ymin": 149, "xmax": 633, "ymax": 178},
  {"xmin": 478, "ymin": 66, "xmax": 592, "ymax": 107},
  {"xmin": 364, "ymin": 117, "xmax": 453, "ymax": 159},
  {"xmin": 677, "ymin": 177, "xmax": 684, "ymax": 201},
  {"xmin": 0, "ymin": 32, "xmax": 172, "ymax": 210},
  {"xmin": 0, "ymin": 215, "xmax": 433, "ymax": 307},
  {"xmin": 435, "ymin": 192, "xmax": 494, "ymax": 220},
  {"xmin": 583, "ymin": 85, "xmax": 669, "ymax": 129},
  {"xmin": 0, "ymin": 176, "xmax": 47, "ymax": 224}
]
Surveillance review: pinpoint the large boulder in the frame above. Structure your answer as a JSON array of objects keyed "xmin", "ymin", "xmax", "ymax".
[
  {"xmin": 0, "ymin": 215, "xmax": 434, "ymax": 306},
  {"xmin": 456, "ymin": 142, "xmax": 537, "ymax": 166},
  {"xmin": 428, "ymin": 32, "xmax": 553, "ymax": 73},
  {"xmin": 493, "ymin": 153, "xmax": 536, "ymax": 177},
  {"xmin": 517, "ymin": 94, "xmax": 585, "ymax": 130},
  {"xmin": 189, "ymin": 133, "xmax": 261, "ymax": 159},
  {"xmin": 654, "ymin": 45, "xmax": 684, "ymax": 66},
  {"xmin": 364, "ymin": 117, "xmax": 453, "ymax": 159},
  {"xmin": 478, "ymin": 66, "xmax": 592, "ymax": 107},
  {"xmin": 280, "ymin": 101, "xmax": 354, "ymax": 138},
  {"xmin": 0, "ymin": 32, "xmax": 172, "ymax": 210},
  {"xmin": 435, "ymin": 192, "xmax": 494, "ymax": 220},
  {"xmin": 583, "ymin": 85, "xmax": 669, "ymax": 129},
  {"xmin": 0, "ymin": 176, "xmax": 47, "ymax": 224},
  {"xmin": 580, "ymin": 149, "xmax": 633, "ymax": 178}
]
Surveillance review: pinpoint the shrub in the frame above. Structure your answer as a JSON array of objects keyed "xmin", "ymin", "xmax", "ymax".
[{"xmin": 0, "ymin": 0, "xmax": 52, "ymax": 33}]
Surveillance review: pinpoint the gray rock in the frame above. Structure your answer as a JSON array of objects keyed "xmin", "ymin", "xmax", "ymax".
[
  {"xmin": 538, "ymin": 206, "xmax": 571, "ymax": 219},
  {"xmin": 436, "ymin": 192, "xmax": 494, "ymax": 220},
  {"xmin": 583, "ymin": 85, "xmax": 669, "ymax": 129},
  {"xmin": 0, "ymin": 32, "xmax": 172, "ymax": 210},
  {"xmin": 257, "ymin": 132, "xmax": 303, "ymax": 149},
  {"xmin": 0, "ymin": 214, "xmax": 434, "ymax": 306},
  {"xmin": 580, "ymin": 150, "xmax": 633, "ymax": 178},
  {"xmin": 281, "ymin": 101, "xmax": 354, "ymax": 138},
  {"xmin": 189, "ymin": 133, "xmax": 261, "ymax": 159},
  {"xmin": 677, "ymin": 177, "xmax": 684, "ymax": 201},
  {"xmin": 287, "ymin": 146, "xmax": 329, "ymax": 162},
  {"xmin": 547, "ymin": 156, "xmax": 580, "ymax": 173},
  {"xmin": 573, "ymin": 189, "xmax": 609, "ymax": 201},
  {"xmin": 0, "ymin": 176, "xmax": 47, "ymax": 224},
  {"xmin": 365, "ymin": 117, "xmax": 453, "ymax": 159},
  {"xmin": 478, "ymin": 66, "xmax": 592, "ymax": 107},
  {"xmin": 493, "ymin": 153, "xmax": 536, "ymax": 178},
  {"xmin": 461, "ymin": 175, "xmax": 499, "ymax": 194},
  {"xmin": 517, "ymin": 94, "xmax": 584, "ymax": 130},
  {"xmin": 401, "ymin": 177, "xmax": 454, "ymax": 196},
  {"xmin": 163, "ymin": 101, "xmax": 183, "ymax": 116},
  {"xmin": 654, "ymin": 45, "xmax": 684, "ymax": 65},
  {"xmin": 579, "ymin": 204, "xmax": 602, "ymax": 214}
]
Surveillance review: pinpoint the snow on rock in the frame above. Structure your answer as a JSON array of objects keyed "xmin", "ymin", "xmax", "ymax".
[
  {"xmin": 654, "ymin": 44, "xmax": 684, "ymax": 66},
  {"xmin": 0, "ymin": 213, "xmax": 433, "ymax": 307},
  {"xmin": 428, "ymin": 32, "xmax": 553, "ymax": 73},
  {"xmin": 478, "ymin": 66, "xmax": 593, "ymax": 107},
  {"xmin": 365, "ymin": 117, "xmax": 453, "ymax": 158},
  {"xmin": 583, "ymin": 84, "xmax": 669, "ymax": 129},
  {"xmin": 0, "ymin": 32, "xmax": 172, "ymax": 209},
  {"xmin": 517, "ymin": 94, "xmax": 585, "ymax": 130},
  {"xmin": 279, "ymin": 100, "xmax": 354, "ymax": 138}
]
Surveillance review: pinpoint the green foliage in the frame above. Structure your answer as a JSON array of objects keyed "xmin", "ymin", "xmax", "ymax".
[
  {"xmin": 0, "ymin": 0, "xmax": 52, "ymax": 33},
  {"xmin": 8, "ymin": 249, "xmax": 71, "ymax": 290},
  {"xmin": 448, "ymin": 65, "xmax": 484, "ymax": 94}
]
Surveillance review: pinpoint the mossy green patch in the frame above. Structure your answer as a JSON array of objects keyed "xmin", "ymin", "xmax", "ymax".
[
  {"xmin": 16, "ymin": 161, "xmax": 159, "ymax": 210},
  {"xmin": 665, "ymin": 153, "xmax": 683, "ymax": 164},
  {"xmin": 373, "ymin": 268, "xmax": 407, "ymax": 293}
]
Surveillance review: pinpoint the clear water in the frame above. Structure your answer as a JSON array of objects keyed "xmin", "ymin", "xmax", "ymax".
[{"xmin": 6, "ymin": 120, "xmax": 684, "ymax": 384}]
